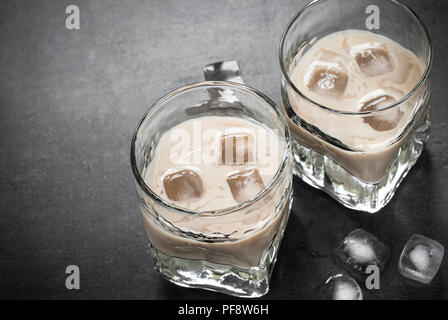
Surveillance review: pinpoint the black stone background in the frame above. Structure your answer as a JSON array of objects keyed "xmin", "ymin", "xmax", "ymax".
[{"xmin": 0, "ymin": 0, "xmax": 447, "ymax": 299}]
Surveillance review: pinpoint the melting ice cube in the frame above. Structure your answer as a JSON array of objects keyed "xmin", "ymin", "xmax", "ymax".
[
  {"xmin": 352, "ymin": 43, "xmax": 394, "ymax": 77},
  {"xmin": 334, "ymin": 229, "xmax": 390, "ymax": 275},
  {"xmin": 220, "ymin": 133, "xmax": 254, "ymax": 165},
  {"xmin": 399, "ymin": 234, "xmax": 445, "ymax": 284},
  {"xmin": 305, "ymin": 61, "xmax": 349, "ymax": 97},
  {"xmin": 163, "ymin": 169, "xmax": 203, "ymax": 201},
  {"xmin": 226, "ymin": 168, "xmax": 264, "ymax": 203},
  {"xmin": 359, "ymin": 90, "xmax": 403, "ymax": 131},
  {"xmin": 322, "ymin": 274, "xmax": 363, "ymax": 300}
]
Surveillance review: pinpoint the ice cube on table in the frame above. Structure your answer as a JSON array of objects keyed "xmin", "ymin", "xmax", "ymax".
[
  {"xmin": 305, "ymin": 61, "xmax": 348, "ymax": 97},
  {"xmin": 163, "ymin": 169, "xmax": 203, "ymax": 201},
  {"xmin": 352, "ymin": 44, "xmax": 394, "ymax": 77},
  {"xmin": 399, "ymin": 234, "xmax": 445, "ymax": 284},
  {"xmin": 323, "ymin": 274, "xmax": 363, "ymax": 300},
  {"xmin": 334, "ymin": 229, "xmax": 390, "ymax": 275},
  {"xmin": 226, "ymin": 168, "xmax": 264, "ymax": 203},
  {"xmin": 359, "ymin": 91, "xmax": 403, "ymax": 131},
  {"xmin": 220, "ymin": 133, "xmax": 254, "ymax": 165}
]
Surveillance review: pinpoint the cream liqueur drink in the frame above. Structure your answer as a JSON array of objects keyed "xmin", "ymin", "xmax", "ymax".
[
  {"xmin": 141, "ymin": 116, "xmax": 290, "ymax": 268},
  {"xmin": 288, "ymin": 30, "xmax": 425, "ymax": 183}
]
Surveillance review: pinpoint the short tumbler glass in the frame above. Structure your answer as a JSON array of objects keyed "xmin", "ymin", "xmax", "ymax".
[
  {"xmin": 280, "ymin": 0, "xmax": 432, "ymax": 213},
  {"xmin": 131, "ymin": 81, "xmax": 292, "ymax": 297}
]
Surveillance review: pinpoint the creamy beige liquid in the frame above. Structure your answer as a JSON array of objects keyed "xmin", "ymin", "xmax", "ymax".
[
  {"xmin": 287, "ymin": 30, "xmax": 426, "ymax": 182},
  {"xmin": 293, "ymin": 30, "xmax": 423, "ymax": 115},
  {"xmin": 141, "ymin": 116, "xmax": 290, "ymax": 268},
  {"xmin": 144, "ymin": 116, "xmax": 283, "ymax": 211}
]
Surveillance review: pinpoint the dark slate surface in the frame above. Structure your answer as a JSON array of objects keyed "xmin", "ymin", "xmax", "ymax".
[{"xmin": 0, "ymin": 0, "xmax": 447, "ymax": 300}]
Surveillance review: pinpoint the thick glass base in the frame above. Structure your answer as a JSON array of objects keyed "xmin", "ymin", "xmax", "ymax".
[
  {"xmin": 148, "ymin": 195, "xmax": 292, "ymax": 298},
  {"xmin": 291, "ymin": 112, "xmax": 431, "ymax": 213}
]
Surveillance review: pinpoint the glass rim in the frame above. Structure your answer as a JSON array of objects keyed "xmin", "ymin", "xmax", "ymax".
[
  {"xmin": 130, "ymin": 80, "xmax": 291, "ymax": 217},
  {"xmin": 279, "ymin": 0, "xmax": 433, "ymax": 116}
]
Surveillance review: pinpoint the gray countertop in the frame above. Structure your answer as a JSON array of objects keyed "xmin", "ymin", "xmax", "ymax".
[{"xmin": 0, "ymin": 0, "xmax": 447, "ymax": 299}]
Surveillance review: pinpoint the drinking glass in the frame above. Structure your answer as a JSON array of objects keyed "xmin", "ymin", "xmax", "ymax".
[
  {"xmin": 131, "ymin": 63, "xmax": 292, "ymax": 297},
  {"xmin": 280, "ymin": 0, "xmax": 432, "ymax": 212}
]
